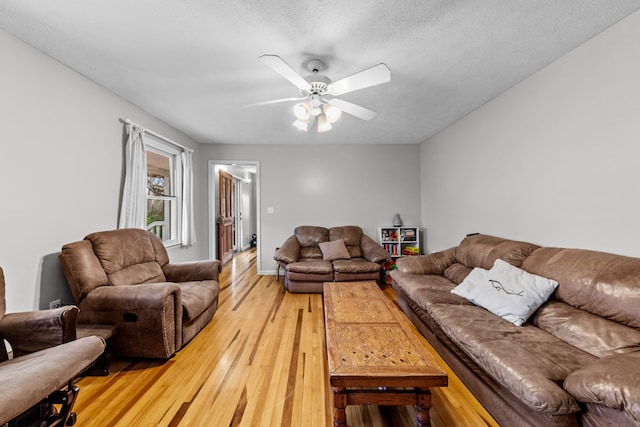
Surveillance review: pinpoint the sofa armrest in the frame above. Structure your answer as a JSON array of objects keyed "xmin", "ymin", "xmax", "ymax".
[
  {"xmin": 163, "ymin": 260, "xmax": 221, "ymax": 283},
  {"xmin": 360, "ymin": 234, "xmax": 392, "ymax": 263},
  {"xmin": 395, "ymin": 247, "xmax": 457, "ymax": 274},
  {"xmin": 564, "ymin": 352, "xmax": 640, "ymax": 423},
  {"xmin": 0, "ymin": 305, "xmax": 78, "ymax": 355},
  {"xmin": 274, "ymin": 235, "xmax": 300, "ymax": 264}
]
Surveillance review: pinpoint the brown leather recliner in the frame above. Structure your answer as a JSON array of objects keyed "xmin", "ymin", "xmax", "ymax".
[
  {"xmin": 0, "ymin": 266, "xmax": 105, "ymax": 426},
  {"xmin": 59, "ymin": 228, "xmax": 221, "ymax": 359},
  {"xmin": 274, "ymin": 225, "xmax": 391, "ymax": 293}
]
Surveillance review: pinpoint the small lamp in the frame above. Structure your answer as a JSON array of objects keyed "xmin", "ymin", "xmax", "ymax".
[{"xmin": 392, "ymin": 213, "xmax": 403, "ymax": 227}]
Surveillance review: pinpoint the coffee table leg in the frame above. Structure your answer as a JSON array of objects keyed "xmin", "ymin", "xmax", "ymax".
[
  {"xmin": 416, "ymin": 388, "xmax": 432, "ymax": 427},
  {"xmin": 332, "ymin": 387, "xmax": 347, "ymax": 427}
]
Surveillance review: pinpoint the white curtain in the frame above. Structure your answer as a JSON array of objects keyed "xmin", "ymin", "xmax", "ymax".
[
  {"xmin": 181, "ymin": 150, "xmax": 196, "ymax": 246},
  {"xmin": 118, "ymin": 124, "xmax": 147, "ymax": 229}
]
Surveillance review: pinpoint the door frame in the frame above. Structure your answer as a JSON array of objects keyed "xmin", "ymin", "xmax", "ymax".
[{"xmin": 208, "ymin": 160, "xmax": 261, "ymax": 272}]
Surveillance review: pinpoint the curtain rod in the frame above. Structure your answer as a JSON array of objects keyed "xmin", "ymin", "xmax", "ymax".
[{"xmin": 119, "ymin": 118, "xmax": 194, "ymax": 153}]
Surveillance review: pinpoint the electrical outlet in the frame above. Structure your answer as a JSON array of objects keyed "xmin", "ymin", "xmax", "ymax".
[{"xmin": 49, "ymin": 299, "xmax": 61, "ymax": 309}]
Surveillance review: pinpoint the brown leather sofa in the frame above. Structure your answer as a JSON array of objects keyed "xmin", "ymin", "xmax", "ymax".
[
  {"xmin": 0, "ymin": 266, "xmax": 105, "ymax": 426},
  {"xmin": 274, "ymin": 226, "xmax": 391, "ymax": 293},
  {"xmin": 391, "ymin": 233, "xmax": 640, "ymax": 427},
  {"xmin": 59, "ymin": 228, "xmax": 221, "ymax": 359}
]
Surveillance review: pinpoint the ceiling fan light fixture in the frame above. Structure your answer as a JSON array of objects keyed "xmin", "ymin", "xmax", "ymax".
[
  {"xmin": 292, "ymin": 118, "xmax": 309, "ymax": 131},
  {"xmin": 317, "ymin": 114, "xmax": 332, "ymax": 132},
  {"xmin": 255, "ymin": 55, "xmax": 390, "ymax": 133},
  {"xmin": 293, "ymin": 102, "xmax": 311, "ymax": 121},
  {"xmin": 323, "ymin": 103, "xmax": 342, "ymax": 124}
]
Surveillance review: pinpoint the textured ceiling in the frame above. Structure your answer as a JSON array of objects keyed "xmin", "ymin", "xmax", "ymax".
[{"xmin": 1, "ymin": 1, "xmax": 639, "ymax": 145}]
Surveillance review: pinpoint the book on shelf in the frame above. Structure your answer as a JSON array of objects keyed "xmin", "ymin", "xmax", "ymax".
[{"xmin": 402, "ymin": 229, "xmax": 416, "ymax": 240}]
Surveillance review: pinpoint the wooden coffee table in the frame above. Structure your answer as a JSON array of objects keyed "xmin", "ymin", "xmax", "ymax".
[{"xmin": 323, "ymin": 281, "xmax": 448, "ymax": 427}]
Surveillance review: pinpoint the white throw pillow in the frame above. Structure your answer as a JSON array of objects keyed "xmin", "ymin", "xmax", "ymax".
[
  {"xmin": 451, "ymin": 259, "xmax": 558, "ymax": 326},
  {"xmin": 0, "ymin": 338, "xmax": 13, "ymax": 361}
]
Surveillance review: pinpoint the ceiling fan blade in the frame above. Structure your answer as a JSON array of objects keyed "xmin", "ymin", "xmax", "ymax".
[
  {"xmin": 245, "ymin": 97, "xmax": 306, "ymax": 107},
  {"xmin": 259, "ymin": 54, "xmax": 311, "ymax": 91},
  {"xmin": 328, "ymin": 63, "xmax": 391, "ymax": 96},
  {"xmin": 328, "ymin": 98, "xmax": 377, "ymax": 121}
]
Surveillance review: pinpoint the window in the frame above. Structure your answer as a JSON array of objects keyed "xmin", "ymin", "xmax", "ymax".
[
  {"xmin": 145, "ymin": 137, "xmax": 182, "ymax": 246},
  {"xmin": 119, "ymin": 120, "xmax": 195, "ymax": 247}
]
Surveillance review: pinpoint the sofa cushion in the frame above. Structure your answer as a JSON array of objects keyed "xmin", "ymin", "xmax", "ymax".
[
  {"xmin": 329, "ymin": 226, "xmax": 363, "ymax": 246},
  {"xmin": 330, "ymin": 226, "xmax": 364, "ymax": 258},
  {"xmin": 455, "ymin": 234, "xmax": 540, "ymax": 270},
  {"xmin": 299, "ymin": 247, "xmax": 323, "ymax": 259},
  {"xmin": 451, "ymin": 259, "xmax": 558, "ymax": 326},
  {"xmin": 564, "ymin": 352, "xmax": 640, "ymax": 423},
  {"xmin": 294, "ymin": 226, "xmax": 329, "ymax": 247},
  {"xmin": 345, "ymin": 245, "xmax": 363, "ymax": 258},
  {"xmin": 522, "ymin": 247, "xmax": 640, "ymax": 330},
  {"xmin": 532, "ymin": 301, "xmax": 640, "ymax": 358},
  {"xmin": 286, "ymin": 261, "xmax": 333, "ymax": 275},
  {"xmin": 59, "ymin": 240, "xmax": 109, "ymax": 301},
  {"xmin": 332, "ymin": 259, "xmax": 380, "ymax": 274},
  {"xmin": 319, "ymin": 239, "xmax": 351, "ymax": 261},
  {"xmin": 443, "ymin": 262, "xmax": 472, "ymax": 284},
  {"xmin": 286, "ymin": 271, "xmax": 334, "ymax": 282},
  {"xmin": 109, "ymin": 262, "xmax": 167, "ymax": 287},
  {"xmin": 86, "ymin": 229, "xmax": 166, "ymax": 286},
  {"xmin": 176, "ymin": 280, "xmax": 220, "ymax": 322},
  {"xmin": 429, "ymin": 303, "xmax": 596, "ymax": 415},
  {"xmin": 391, "ymin": 271, "xmax": 471, "ymax": 310}
]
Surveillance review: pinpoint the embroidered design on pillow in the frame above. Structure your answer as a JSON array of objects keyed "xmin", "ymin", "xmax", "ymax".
[{"xmin": 488, "ymin": 279, "xmax": 524, "ymax": 296}]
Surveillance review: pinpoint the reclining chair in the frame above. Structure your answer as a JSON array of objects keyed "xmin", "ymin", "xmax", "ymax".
[
  {"xmin": 0, "ymin": 266, "xmax": 105, "ymax": 426},
  {"xmin": 59, "ymin": 228, "xmax": 221, "ymax": 359}
]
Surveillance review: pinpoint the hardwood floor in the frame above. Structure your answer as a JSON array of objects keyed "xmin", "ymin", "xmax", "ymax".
[{"xmin": 73, "ymin": 249, "xmax": 498, "ymax": 426}]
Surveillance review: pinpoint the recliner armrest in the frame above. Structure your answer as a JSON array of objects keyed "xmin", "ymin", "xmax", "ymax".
[
  {"xmin": 360, "ymin": 235, "xmax": 392, "ymax": 263},
  {"xmin": 0, "ymin": 335, "xmax": 106, "ymax": 425},
  {"xmin": 564, "ymin": 351, "xmax": 640, "ymax": 423},
  {"xmin": 163, "ymin": 260, "xmax": 221, "ymax": 282},
  {"xmin": 79, "ymin": 283, "xmax": 182, "ymax": 358},
  {"xmin": 80, "ymin": 283, "xmax": 181, "ymax": 312},
  {"xmin": 395, "ymin": 247, "xmax": 457, "ymax": 274},
  {"xmin": 274, "ymin": 235, "xmax": 300, "ymax": 264},
  {"xmin": 0, "ymin": 305, "xmax": 78, "ymax": 355}
]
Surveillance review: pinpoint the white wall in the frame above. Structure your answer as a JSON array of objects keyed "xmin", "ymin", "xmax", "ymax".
[
  {"xmin": 420, "ymin": 10, "xmax": 640, "ymax": 256},
  {"xmin": 239, "ymin": 178, "xmax": 256, "ymax": 251},
  {"xmin": 203, "ymin": 144, "xmax": 421, "ymax": 273},
  {"xmin": 0, "ymin": 29, "xmax": 208, "ymax": 312}
]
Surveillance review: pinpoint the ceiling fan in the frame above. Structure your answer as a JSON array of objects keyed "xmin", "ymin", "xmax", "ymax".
[{"xmin": 249, "ymin": 54, "xmax": 391, "ymax": 132}]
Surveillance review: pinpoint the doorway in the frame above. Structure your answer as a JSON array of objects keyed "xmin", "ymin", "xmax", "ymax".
[
  {"xmin": 218, "ymin": 168, "xmax": 234, "ymax": 265},
  {"xmin": 209, "ymin": 161, "xmax": 260, "ymax": 269}
]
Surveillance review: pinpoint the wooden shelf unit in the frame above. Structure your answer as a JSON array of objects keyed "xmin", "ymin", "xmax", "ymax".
[{"xmin": 378, "ymin": 226, "xmax": 421, "ymax": 258}]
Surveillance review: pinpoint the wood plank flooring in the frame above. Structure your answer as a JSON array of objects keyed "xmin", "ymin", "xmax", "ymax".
[{"xmin": 73, "ymin": 249, "xmax": 499, "ymax": 426}]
